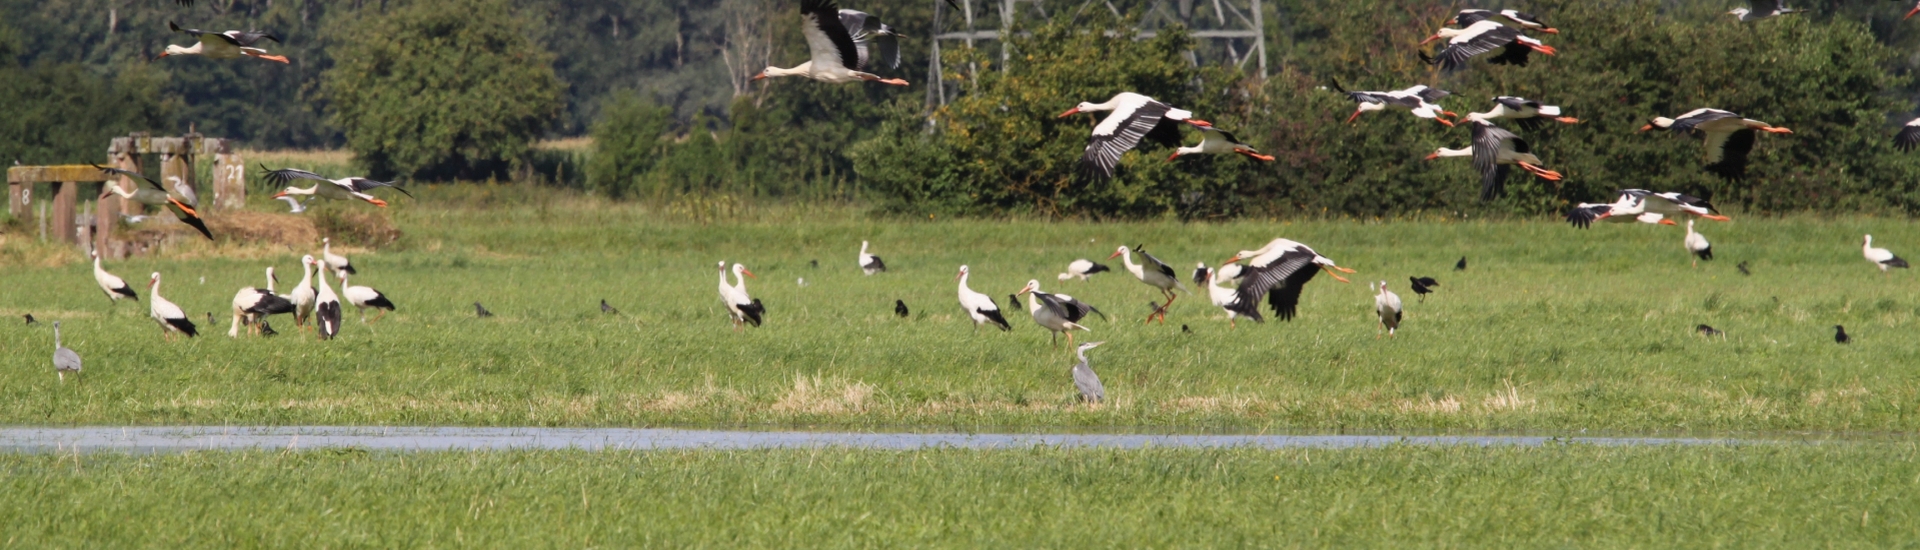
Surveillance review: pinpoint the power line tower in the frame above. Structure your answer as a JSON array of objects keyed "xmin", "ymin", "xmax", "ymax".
[{"xmin": 925, "ymin": 0, "xmax": 1269, "ymax": 107}]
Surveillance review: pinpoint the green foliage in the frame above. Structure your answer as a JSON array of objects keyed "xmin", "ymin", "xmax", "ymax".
[
  {"xmin": 0, "ymin": 62, "xmax": 172, "ymax": 165},
  {"xmin": 585, "ymin": 93, "xmax": 673, "ymax": 198},
  {"xmin": 322, "ymin": 0, "xmax": 565, "ymax": 180}
]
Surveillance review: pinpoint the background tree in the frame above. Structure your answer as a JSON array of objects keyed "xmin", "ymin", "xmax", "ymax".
[{"xmin": 322, "ymin": 0, "xmax": 565, "ymax": 179}]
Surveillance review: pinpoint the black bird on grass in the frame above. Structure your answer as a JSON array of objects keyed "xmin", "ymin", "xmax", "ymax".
[
  {"xmin": 1181, "ymin": 324, "xmax": 1192, "ymax": 334},
  {"xmin": 601, "ymin": 299, "xmax": 619, "ymax": 315},
  {"xmin": 1455, "ymin": 257, "xmax": 1467, "ymax": 271},
  {"xmin": 1409, "ymin": 276, "xmax": 1438, "ymax": 302},
  {"xmin": 1737, "ymin": 261, "xmax": 1751, "ymax": 276},
  {"xmin": 1834, "ymin": 325, "xmax": 1850, "ymax": 344},
  {"xmin": 809, "ymin": 259, "xmax": 819, "ymax": 269},
  {"xmin": 474, "ymin": 302, "xmax": 494, "ymax": 318},
  {"xmin": 23, "ymin": 314, "xmax": 37, "ymax": 325},
  {"xmin": 258, "ymin": 321, "xmax": 279, "ymax": 337},
  {"xmin": 894, "ymin": 299, "xmax": 910, "ymax": 318},
  {"xmin": 1696, "ymin": 324, "xmax": 1724, "ymax": 338}
]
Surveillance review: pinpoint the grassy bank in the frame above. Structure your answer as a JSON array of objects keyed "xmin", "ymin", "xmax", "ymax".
[
  {"xmin": 3, "ymin": 443, "xmax": 1915, "ymax": 546},
  {"xmin": 2, "ymin": 188, "xmax": 1917, "ymax": 431}
]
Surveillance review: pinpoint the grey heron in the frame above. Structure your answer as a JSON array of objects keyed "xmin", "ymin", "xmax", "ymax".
[
  {"xmin": 858, "ymin": 241, "xmax": 887, "ymax": 275},
  {"xmin": 52, "ymin": 321, "xmax": 81, "ymax": 383},
  {"xmin": 340, "ymin": 275, "xmax": 396, "ymax": 324},
  {"xmin": 1221, "ymin": 239, "xmax": 1355, "ymax": 322},
  {"xmin": 147, "ymin": 272, "xmax": 198, "ymax": 339},
  {"xmin": 1071, "ymin": 341, "xmax": 1106, "ymax": 403},
  {"xmin": 954, "ymin": 266, "xmax": 1011, "ymax": 332}
]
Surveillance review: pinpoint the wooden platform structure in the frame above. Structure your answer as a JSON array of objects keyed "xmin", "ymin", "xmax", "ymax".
[{"xmin": 8, "ymin": 133, "xmax": 244, "ymax": 257}]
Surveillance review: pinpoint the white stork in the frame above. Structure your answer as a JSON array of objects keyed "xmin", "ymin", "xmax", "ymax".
[
  {"xmin": 1421, "ymin": 20, "xmax": 1556, "ymax": 71},
  {"xmin": 752, "ymin": 0, "xmax": 909, "ymax": 86},
  {"xmin": 956, "ymin": 265, "xmax": 1012, "ymax": 332},
  {"xmin": 1372, "ymin": 281, "xmax": 1403, "ymax": 338},
  {"xmin": 1863, "ymin": 235, "xmax": 1911, "ymax": 275},
  {"xmin": 718, "ymin": 262, "xmax": 765, "ymax": 329},
  {"xmin": 147, "ymin": 272, "xmax": 198, "ymax": 339},
  {"xmin": 1202, "ymin": 266, "xmax": 1245, "ymax": 328},
  {"xmin": 1110, "ymin": 245, "xmax": 1183, "ymax": 323},
  {"xmin": 1016, "ymin": 280, "xmax": 1105, "ymax": 348},
  {"xmin": 1641, "ymin": 109, "xmax": 1792, "ymax": 180},
  {"xmin": 1330, "ymin": 80, "xmax": 1456, "ymax": 126},
  {"xmin": 1896, "ymin": 118, "xmax": 1920, "ymax": 152},
  {"xmin": 156, "ymin": 21, "xmax": 288, "ymax": 63},
  {"xmin": 1448, "ymin": 9, "xmax": 1560, "ymax": 34},
  {"xmin": 1425, "ymin": 119, "xmax": 1562, "ymax": 201},
  {"xmin": 265, "ymin": 166, "xmax": 412, "ymax": 207},
  {"xmin": 94, "ymin": 166, "xmax": 213, "ymax": 240},
  {"xmin": 836, "ymin": 9, "xmax": 902, "ymax": 72},
  {"xmin": 321, "ymin": 237, "xmax": 354, "ymax": 279},
  {"xmin": 1168, "ymin": 126, "xmax": 1275, "ymax": 162},
  {"xmin": 91, "ymin": 249, "xmax": 139, "ymax": 305},
  {"xmin": 1730, "ymin": 1, "xmax": 1801, "ymax": 21},
  {"xmin": 1684, "ymin": 220, "xmax": 1713, "ymax": 268},
  {"xmin": 1059, "ymin": 92, "xmax": 1212, "ymax": 180},
  {"xmin": 1220, "ymin": 239, "xmax": 1355, "ymax": 322},
  {"xmin": 229, "ymin": 266, "xmax": 294, "ymax": 337},
  {"xmin": 289, "ymin": 255, "xmax": 317, "ymax": 330},
  {"xmin": 1908, "ymin": 1, "xmax": 1920, "ymax": 20},
  {"xmin": 1568, "ymin": 189, "xmax": 1728, "ymax": 227},
  {"xmin": 1642, "ymin": 191, "xmax": 1731, "ymax": 222},
  {"xmin": 1469, "ymin": 96, "xmax": 1579, "ymax": 131},
  {"xmin": 341, "ymin": 274, "xmax": 396, "ymax": 324},
  {"xmin": 1057, "ymin": 259, "xmax": 1112, "ymax": 282},
  {"xmin": 858, "ymin": 241, "xmax": 887, "ymax": 275},
  {"xmin": 311, "ymin": 257, "xmax": 343, "ymax": 340}
]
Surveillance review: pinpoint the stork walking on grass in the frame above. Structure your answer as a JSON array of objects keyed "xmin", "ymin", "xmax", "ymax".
[
  {"xmin": 91, "ymin": 249, "xmax": 139, "ymax": 306},
  {"xmin": 955, "ymin": 265, "xmax": 1012, "ymax": 332},
  {"xmin": 310, "ymin": 257, "xmax": 343, "ymax": 340},
  {"xmin": 156, "ymin": 21, "xmax": 288, "ymax": 63},
  {"xmin": 1017, "ymin": 280, "xmax": 1105, "ymax": 348},
  {"xmin": 1863, "ymin": 235, "xmax": 1910, "ymax": 275},
  {"xmin": 1221, "ymin": 239, "xmax": 1355, "ymax": 322},
  {"xmin": 1685, "ymin": 220, "xmax": 1713, "ymax": 267},
  {"xmin": 289, "ymin": 255, "xmax": 317, "ymax": 330},
  {"xmin": 718, "ymin": 262, "xmax": 765, "ymax": 329},
  {"xmin": 1372, "ymin": 281, "xmax": 1403, "ymax": 338},
  {"xmin": 52, "ymin": 321, "xmax": 81, "ymax": 383},
  {"xmin": 858, "ymin": 241, "xmax": 887, "ymax": 275},
  {"xmin": 148, "ymin": 272, "xmax": 198, "ymax": 339},
  {"xmin": 341, "ymin": 275, "xmax": 396, "ymax": 324},
  {"xmin": 1111, "ymin": 245, "xmax": 1183, "ymax": 323},
  {"xmin": 1058, "ymin": 259, "xmax": 1111, "ymax": 282},
  {"xmin": 229, "ymin": 266, "xmax": 294, "ymax": 337}
]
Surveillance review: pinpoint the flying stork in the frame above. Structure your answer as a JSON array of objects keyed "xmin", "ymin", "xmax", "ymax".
[
  {"xmin": 1468, "ymin": 96, "xmax": 1579, "ymax": 131},
  {"xmin": 752, "ymin": 0, "xmax": 909, "ymax": 86},
  {"xmin": 94, "ymin": 166, "xmax": 213, "ymax": 240},
  {"xmin": 264, "ymin": 166, "xmax": 413, "ymax": 207},
  {"xmin": 1330, "ymin": 80, "xmax": 1457, "ymax": 126},
  {"xmin": 1168, "ymin": 126, "xmax": 1275, "ymax": 162},
  {"xmin": 1421, "ymin": 20, "xmax": 1556, "ymax": 71},
  {"xmin": 1424, "ymin": 119, "xmax": 1562, "ymax": 201},
  {"xmin": 156, "ymin": 21, "xmax": 288, "ymax": 64},
  {"xmin": 1059, "ymin": 92, "xmax": 1212, "ymax": 180},
  {"xmin": 1641, "ymin": 109, "xmax": 1792, "ymax": 180},
  {"xmin": 1220, "ymin": 239, "xmax": 1355, "ymax": 322},
  {"xmin": 1730, "ymin": 1, "xmax": 1801, "ymax": 21}
]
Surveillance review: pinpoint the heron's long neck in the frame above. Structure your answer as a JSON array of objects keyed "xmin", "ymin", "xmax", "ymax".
[
  {"xmin": 1434, "ymin": 148, "xmax": 1472, "ymax": 158},
  {"xmin": 53, "ymin": 325, "xmax": 60, "ymax": 348}
]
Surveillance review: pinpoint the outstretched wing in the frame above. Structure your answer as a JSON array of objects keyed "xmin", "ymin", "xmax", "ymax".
[
  {"xmin": 225, "ymin": 30, "xmax": 282, "ymax": 47},
  {"xmin": 346, "ymin": 178, "xmax": 414, "ymax": 198},
  {"xmin": 801, "ymin": 0, "xmax": 861, "ymax": 71},
  {"xmin": 261, "ymin": 165, "xmax": 332, "ymax": 186},
  {"xmin": 169, "ymin": 21, "xmax": 242, "ymax": 46},
  {"xmin": 94, "ymin": 165, "xmax": 165, "ymax": 190},
  {"xmin": 1081, "ymin": 99, "xmax": 1171, "ymax": 179},
  {"xmin": 1227, "ymin": 248, "xmax": 1319, "ymax": 322}
]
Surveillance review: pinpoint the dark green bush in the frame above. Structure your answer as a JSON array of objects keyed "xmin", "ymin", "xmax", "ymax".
[{"xmin": 585, "ymin": 93, "xmax": 673, "ymax": 198}]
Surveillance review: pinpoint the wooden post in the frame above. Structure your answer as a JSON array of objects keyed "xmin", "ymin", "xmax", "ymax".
[
  {"xmin": 211, "ymin": 139, "xmax": 245, "ymax": 210},
  {"xmin": 7, "ymin": 181, "xmax": 24, "ymax": 219},
  {"xmin": 51, "ymin": 181, "xmax": 77, "ymax": 245}
]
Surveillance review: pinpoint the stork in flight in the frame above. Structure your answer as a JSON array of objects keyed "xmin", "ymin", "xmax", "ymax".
[
  {"xmin": 94, "ymin": 166, "xmax": 213, "ymax": 240},
  {"xmin": 264, "ymin": 166, "xmax": 413, "ymax": 207},
  {"xmin": 1641, "ymin": 109, "xmax": 1792, "ymax": 180},
  {"xmin": 1330, "ymin": 80, "xmax": 1457, "ymax": 126},
  {"xmin": 1060, "ymin": 92, "xmax": 1212, "ymax": 180},
  {"xmin": 1421, "ymin": 19, "xmax": 1556, "ymax": 71},
  {"xmin": 1425, "ymin": 119, "xmax": 1562, "ymax": 201},
  {"xmin": 753, "ymin": 0, "xmax": 909, "ymax": 86},
  {"xmin": 1220, "ymin": 239, "xmax": 1355, "ymax": 322},
  {"xmin": 157, "ymin": 21, "xmax": 288, "ymax": 63}
]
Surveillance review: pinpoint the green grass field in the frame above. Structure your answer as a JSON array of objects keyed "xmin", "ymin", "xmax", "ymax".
[
  {"xmin": 3, "ymin": 187, "xmax": 1918, "ymax": 432},
  {"xmin": 4, "ymin": 443, "xmax": 1916, "ymax": 546}
]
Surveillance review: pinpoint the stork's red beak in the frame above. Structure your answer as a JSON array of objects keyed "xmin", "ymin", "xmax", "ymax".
[
  {"xmin": 742, "ymin": 269, "xmax": 757, "ymax": 279},
  {"xmin": 1908, "ymin": 6, "xmax": 1919, "ymax": 19},
  {"xmin": 1167, "ymin": 152, "xmax": 1181, "ymax": 161},
  {"xmin": 751, "ymin": 72, "xmax": 768, "ymax": 81},
  {"xmin": 1423, "ymin": 152, "xmax": 1440, "ymax": 160},
  {"xmin": 1345, "ymin": 110, "xmax": 1362, "ymax": 124},
  {"xmin": 1107, "ymin": 250, "xmax": 1123, "ymax": 259},
  {"xmin": 1222, "ymin": 255, "xmax": 1241, "ymax": 265},
  {"xmin": 1659, "ymin": 219, "xmax": 1677, "ymax": 226},
  {"xmin": 1638, "ymin": 124, "xmax": 1654, "ymax": 132},
  {"xmin": 1540, "ymin": 27, "xmax": 1560, "ymax": 34},
  {"xmin": 1057, "ymin": 107, "xmax": 1081, "ymax": 118},
  {"xmin": 1419, "ymin": 34, "xmax": 1441, "ymax": 46}
]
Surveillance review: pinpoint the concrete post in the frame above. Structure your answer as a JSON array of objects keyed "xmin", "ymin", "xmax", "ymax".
[
  {"xmin": 52, "ymin": 181, "xmax": 77, "ymax": 245},
  {"xmin": 212, "ymin": 140, "xmax": 245, "ymax": 210}
]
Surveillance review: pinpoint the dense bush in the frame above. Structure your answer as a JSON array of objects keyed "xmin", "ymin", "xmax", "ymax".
[
  {"xmin": 585, "ymin": 93, "xmax": 673, "ymax": 198},
  {"xmin": 322, "ymin": 0, "xmax": 565, "ymax": 180}
]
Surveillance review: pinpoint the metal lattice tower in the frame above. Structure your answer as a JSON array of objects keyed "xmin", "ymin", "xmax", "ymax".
[{"xmin": 926, "ymin": 0, "xmax": 1268, "ymax": 107}]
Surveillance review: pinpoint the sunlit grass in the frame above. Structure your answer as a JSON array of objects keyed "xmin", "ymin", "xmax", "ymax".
[
  {"xmin": 2, "ymin": 190, "xmax": 1918, "ymax": 432},
  {"xmin": 2, "ymin": 443, "xmax": 1915, "ymax": 546}
]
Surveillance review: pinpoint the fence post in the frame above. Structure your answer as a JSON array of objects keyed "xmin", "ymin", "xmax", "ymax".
[
  {"xmin": 52, "ymin": 181, "xmax": 77, "ymax": 245},
  {"xmin": 212, "ymin": 139, "xmax": 245, "ymax": 210}
]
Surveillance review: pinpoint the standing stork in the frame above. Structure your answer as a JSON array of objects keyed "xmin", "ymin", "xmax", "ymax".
[
  {"xmin": 1016, "ymin": 280, "xmax": 1105, "ymax": 348},
  {"xmin": 320, "ymin": 238, "xmax": 354, "ymax": 278},
  {"xmin": 1685, "ymin": 220, "xmax": 1714, "ymax": 268},
  {"xmin": 1468, "ymin": 96, "xmax": 1579, "ymax": 131},
  {"xmin": 858, "ymin": 241, "xmax": 887, "ymax": 275},
  {"xmin": 1420, "ymin": 20, "xmax": 1556, "ymax": 71},
  {"xmin": 341, "ymin": 275, "xmax": 397, "ymax": 324},
  {"xmin": 1220, "ymin": 239, "xmax": 1355, "ymax": 322},
  {"xmin": 1059, "ymin": 92, "xmax": 1212, "ymax": 180},
  {"xmin": 1057, "ymin": 259, "xmax": 1112, "ymax": 282},
  {"xmin": 718, "ymin": 262, "xmax": 765, "ymax": 329},
  {"xmin": 1111, "ymin": 245, "xmax": 1182, "ymax": 323},
  {"xmin": 1372, "ymin": 281, "xmax": 1403, "ymax": 338},
  {"xmin": 1070, "ymin": 341, "xmax": 1107, "ymax": 404},
  {"xmin": 148, "ymin": 272, "xmax": 198, "ymax": 339},
  {"xmin": 1203, "ymin": 266, "xmax": 1245, "ymax": 328},
  {"xmin": 1330, "ymin": 80, "xmax": 1457, "ymax": 126},
  {"xmin": 1168, "ymin": 126, "xmax": 1276, "ymax": 162},
  {"xmin": 1641, "ymin": 109, "xmax": 1792, "ymax": 180},
  {"xmin": 752, "ymin": 0, "xmax": 909, "ymax": 86},
  {"xmin": 289, "ymin": 255, "xmax": 317, "ymax": 330},
  {"xmin": 52, "ymin": 321, "xmax": 81, "ymax": 383},
  {"xmin": 310, "ymin": 257, "xmax": 343, "ymax": 340},
  {"xmin": 91, "ymin": 249, "xmax": 139, "ymax": 306},
  {"xmin": 229, "ymin": 267, "xmax": 294, "ymax": 337},
  {"xmin": 94, "ymin": 166, "xmax": 213, "ymax": 240},
  {"xmin": 1425, "ymin": 119, "xmax": 1562, "ymax": 201},
  {"xmin": 264, "ymin": 166, "xmax": 413, "ymax": 207},
  {"xmin": 1863, "ymin": 235, "xmax": 1910, "ymax": 275},
  {"xmin": 156, "ymin": 21, "xmax": 288, "ymax": 63},
  {"xmin": 955, "ymin": 265, "xmax": 1012, "ymax": 332}
]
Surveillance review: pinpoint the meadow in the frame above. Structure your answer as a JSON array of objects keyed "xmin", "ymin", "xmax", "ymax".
[
  {"xmin": 2, "ymin": 185, "xmax": 1918, "ymax": 432},
  {"xmin": 3, "ymin": 443, "xmax": 1916, "ymax": 546}
]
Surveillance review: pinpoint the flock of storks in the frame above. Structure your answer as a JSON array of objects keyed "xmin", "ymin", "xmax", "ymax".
[{"xmin": 41, "ymin": 0, "xmax": 1911, "ymax": 401}]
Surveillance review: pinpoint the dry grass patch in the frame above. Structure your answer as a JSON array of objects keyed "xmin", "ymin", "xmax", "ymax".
[
  {"xmin": 1395, "ymin": 395, "xmax": 1463, "ymax": 415},
  {"xmin": 772, "ymin": 373, "xmax": 875, "ymax": 415},
  {"xmin": 1482, "ymin": 380, "xmax": 1536, "ymax": 412}
]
